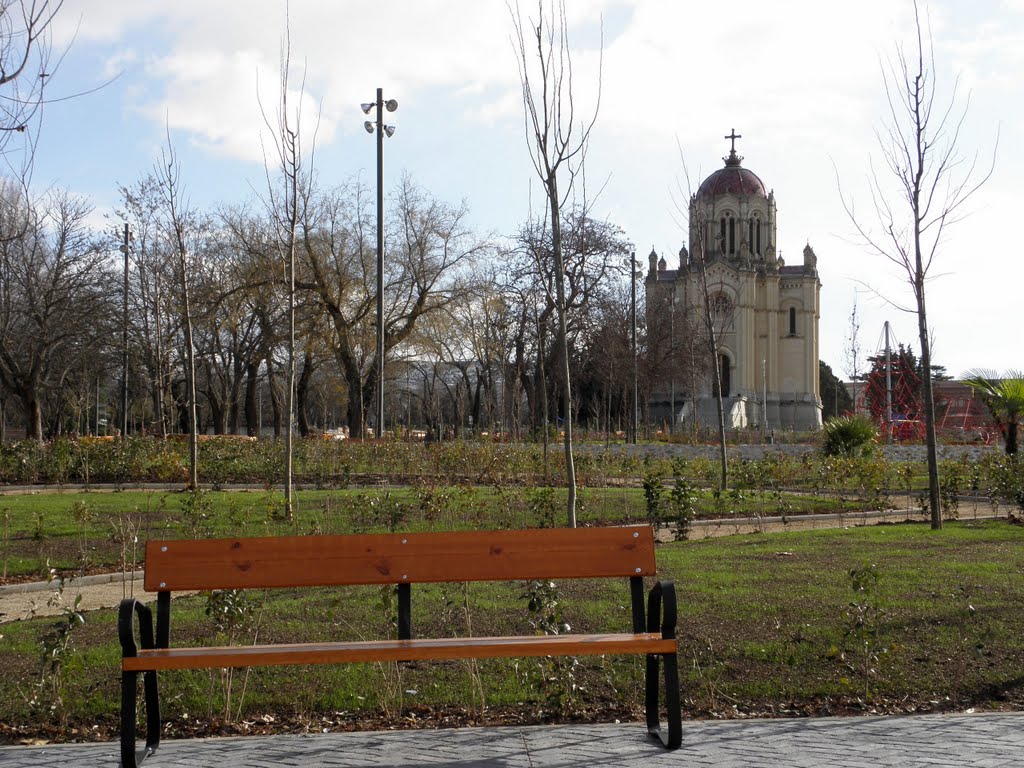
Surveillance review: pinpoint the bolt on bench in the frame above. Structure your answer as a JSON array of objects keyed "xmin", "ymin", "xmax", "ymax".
[{"xmin": 118, "ymin": 525, "xmax": 681, "ymax": 766}]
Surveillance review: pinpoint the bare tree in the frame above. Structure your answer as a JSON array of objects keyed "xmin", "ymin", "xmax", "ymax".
[
  {"xmin": 156, "ymin": 136, "xmax": 199, "ymax": 489},
  {"xmin": 219, "ymin": 206, "xmax": 288, "ymax": 437},
  {"xmin": 0, "ymin": 0, "xmax": 65, "ymax": 178},
  {"xmin": 295, "ymin": 175, "xmax": 480, "ymax": 440},
  {"xmin": 0, "ymin": 188, "xmax": 111, "ymax": 440},
  {"xmin": 673, "ymin": 153, "xmax": 731, "ymax": 491},
  {"xmin": 510, "ymin": 0, "xmax": 602, "ymax": 527},
  {"xmin": 116, "ymin": 176, "xmax": 177, "ymax": 437},
  {"xmin": 843, "ymin": 297, "xmax": 862, "ymax": 416},
  {"xmin": 260, "ymin": 17, "xmax": 313, "ymax": 519},
  {"xmin": 694, "ymin": 251, "xmax": 730, "ymax": 490},
  {"xmin": 838, "ymin": 0, "xmax": 996, "ymax": 529}
]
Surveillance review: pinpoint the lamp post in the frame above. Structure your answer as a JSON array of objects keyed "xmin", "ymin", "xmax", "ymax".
[
  {"xmin": 669, "ymin": 282, "xmax": 675, "ymax": 435},
  {"xmin": 629, "ymin": 253, "xmax": 639, "ymax": 445},
  {"xmin": 118, "ymin": 223, "xmax": 131, "ymax": 439},
  {"xmin": 361, "ymin": 88, "xmax": 398, "ymax": 438}
]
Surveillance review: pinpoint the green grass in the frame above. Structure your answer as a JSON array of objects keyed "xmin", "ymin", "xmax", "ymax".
[
  {"xmin": 0, "ymin": 487, "xmax": 868, "ymax": 580},
  {"xmin": 2, "ymin": 519, "xmax": 1023, "ymax": 742},
  {"xmin": 662, "ymin": 522, "xmax": 1024, "ymax": 704}
]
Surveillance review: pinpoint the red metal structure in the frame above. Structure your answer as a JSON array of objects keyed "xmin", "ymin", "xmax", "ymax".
[{"xmin": 857, "ymin": 323, "xmax": 996, "ymax": 443}]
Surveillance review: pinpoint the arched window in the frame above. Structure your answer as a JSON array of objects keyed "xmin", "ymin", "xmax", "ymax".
[
  {"xmin": 712, "ymin": 294, "xmax": 733, "ymax": 328},
  {"xmin": 789, "ymin": 307, "xmax": 797, "ymax": 336},
  {"xmin": 720, "ymin": 214, "xmax": 736, "ymax": 254},
  {"xmin": 715, "ymin": 354, "xmax": 731, "ymax": 397},
  {"xmin": 753, "ymin": 216, "xmax": 761, "ymax": 254}
]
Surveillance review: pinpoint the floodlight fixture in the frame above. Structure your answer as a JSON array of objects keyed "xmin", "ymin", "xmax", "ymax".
[
  {"xmin": 361, "ymin": 103, "xmax": 374, "ymax": 115},
  {"xmin": 383, "ymin": 125, "xmax": 396, "ymax": 138},
  {"xmin": 385, "ymin": 99, "xmax": 398, "ymax": 112},
  {"xmin": 364, "ymin": 121, "xmax": 375, "ymax": 134}
]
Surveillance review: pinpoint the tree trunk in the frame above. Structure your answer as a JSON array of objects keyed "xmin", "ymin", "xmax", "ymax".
[
  {"xmin": 267, "ymin": 359, "xmax": 282, "ymax": 438},
  {"xmin": 207, "ymin": 385, "xmax": 226, "ymax": 435},
  {"xmin": 547, "ymin": 179, "xmax": 577, "ymax": 528},
  {"xmin": 700, "ymin": 260, "xmax": 728, "ymax": 491},
  {"xmin": 244, "ymin": 362, "xmax": 259, "ymax": 437},
  {"xmin": 916, "ymin": 277, "xmax": 941, "ymax": 529},
  {"xmin": 26, "ymin": 395, "xmax": 43, "ymax": 442},
  {"xmin": 537, "ymin": 321, "xmax": 549, "ymax": 480},
  {"xmin": 148, "ymin": 361, "xmax": 164, "ymax": 437},
  {"xmin": 296, "ymin": 349, "xmax": 314, "ymax": 437},
  {"xmin": 228, "ymin": 359, "xmax": 244, "ymax": 434},
  {"xmin": 175, "ymin": 381, "xmax": 189, "ymax": 434},
  {"xmin": 345, "ymin": 369, "xmax": 370, "ymax": 440},
  {"xmin": 713, "ymin": 375, "xmax": 728, "ymax": 491}
]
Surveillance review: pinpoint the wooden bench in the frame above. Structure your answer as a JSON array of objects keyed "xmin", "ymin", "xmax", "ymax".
[{"xmin": 118, "ymin": 526, "xmax": 681, "ymax": 766}]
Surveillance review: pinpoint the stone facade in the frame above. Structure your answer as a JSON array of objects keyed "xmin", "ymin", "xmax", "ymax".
[{"xmin": 646, "ymin": 138, "xmax": 822, "ymax": 431}]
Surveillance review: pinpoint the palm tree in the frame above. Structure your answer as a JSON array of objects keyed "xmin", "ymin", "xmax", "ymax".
[{"xmin": 965, "ymin": 370, "xmax": 1024, "ymax": 455}]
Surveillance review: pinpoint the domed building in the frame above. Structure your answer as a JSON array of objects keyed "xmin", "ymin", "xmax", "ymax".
[{"xmin": 645, "ymin": 132, "xmax": 822, "ymax": 431}]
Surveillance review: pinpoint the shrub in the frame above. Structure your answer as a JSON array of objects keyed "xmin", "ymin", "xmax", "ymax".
[{"xmin": 822, "ymin": 415, "xmax": 877, "ymax": 457}]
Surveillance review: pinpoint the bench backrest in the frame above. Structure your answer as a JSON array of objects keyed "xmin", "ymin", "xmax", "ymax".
[{"xmin": 143, "ymin": 526, "xmax": 657, "ymax": 592}]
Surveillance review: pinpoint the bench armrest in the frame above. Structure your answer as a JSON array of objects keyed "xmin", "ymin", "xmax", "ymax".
[
  {"xmin": 646, "ymin": 581, "xmax": 677, "ymax": 640},
  {"xmin": 119, "ymin": 599, "xmax": 156, "ymax": 659}
]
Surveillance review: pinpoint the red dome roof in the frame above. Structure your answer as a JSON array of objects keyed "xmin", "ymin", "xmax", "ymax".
[{"xmin": 696, "ymin": 154, "xmax": 767, "ymax": 199}]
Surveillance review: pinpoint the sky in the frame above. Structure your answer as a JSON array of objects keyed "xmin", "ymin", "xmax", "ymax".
[{"xmin": 20, "ymin": 0, "xmax": 1020, "ymax": 380}]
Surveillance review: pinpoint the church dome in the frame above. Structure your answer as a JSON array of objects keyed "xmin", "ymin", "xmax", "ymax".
[{"xmin": 696, "ymin": 149, "xmax": 767, "ymax": 200}]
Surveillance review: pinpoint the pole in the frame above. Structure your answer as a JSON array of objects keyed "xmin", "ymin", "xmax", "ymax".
[
  {"xmin": 376, "ymin": 87, "xmax": 385, "ymax": 439},
  {"xmin": 669, "ymin": 284, "xmax": 675, "ymax": 434},
  {"xmin": 762, "ymin": 357, "xmax": 767, "ymax": 437},
  {"xmin": 884, "ymin": 320, "xmax": 893, "ymax": 442},
  {"xmin": 630, "ymin": 254, "xmax": 638, "ymax": 445},
  {"xmin": 121, "ymin": 224, "xmax": 130, "ymax": 438}
]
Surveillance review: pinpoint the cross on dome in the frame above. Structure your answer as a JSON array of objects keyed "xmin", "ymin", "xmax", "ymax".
[
  {"xmin": 723, "ymin": 128, "xmax": 744, "ymax": 166},
  {"xmin": 725, "ymin": 128, "xmax": 742, "ymax": 152}
]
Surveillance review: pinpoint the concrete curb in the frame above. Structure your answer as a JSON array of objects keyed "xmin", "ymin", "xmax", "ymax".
[
  {"xmin": 690, "ymin": 508, "xmax": 1004, "ymax": 529},
  {"xmin": 0, "ymin": 570, "xmax": 144, "ymax": 596}
]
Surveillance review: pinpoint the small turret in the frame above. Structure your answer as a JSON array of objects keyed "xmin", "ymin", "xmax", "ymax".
[{"xmin": 803, "ymin": 242, "xmax": 817, "ymax": 275}]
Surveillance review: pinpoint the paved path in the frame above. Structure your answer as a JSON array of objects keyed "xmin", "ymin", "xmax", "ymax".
[{"xmin": 1, "ymin": 713, "xmax": 1021, "ymax": 767}]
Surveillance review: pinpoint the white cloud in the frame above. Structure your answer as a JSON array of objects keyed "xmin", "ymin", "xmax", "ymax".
[{"xmin": 30, "ymin": 0, "xmax": 1024, "ymax": 375}]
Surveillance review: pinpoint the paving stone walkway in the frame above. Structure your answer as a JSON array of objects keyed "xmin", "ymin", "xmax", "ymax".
[{"xmin": 1, "ymin": 713, "xmax": 1021, "ymax": 767}]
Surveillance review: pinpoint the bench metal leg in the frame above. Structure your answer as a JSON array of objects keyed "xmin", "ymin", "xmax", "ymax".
[
  {"xmin": 120, "ymin": 668, "xmax": 160, "ymax": 767},
  {"xmin": 645, "ymin": 581, "xmax": 682, "ymax": 749},
  {"xmin": 645, "ymin": 651, "xmax": 682, "ymax": 749},
  {"xmin": 119, "ymin": 599, "xmax": 161, "ymax": 767}
]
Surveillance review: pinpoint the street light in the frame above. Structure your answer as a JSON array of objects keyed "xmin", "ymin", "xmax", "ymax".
[
  {"xmin": 669, "ymin": 281, "xmax": 675, "ymax": 435},
  {"xmin": 361, "ymin": 88, "xmax": 398, "ymax": 438},
  {"xmin": 118, "ymin": 224, "xmax": 131, "ymax": 439},
  {"xmin": 628, "ymin": 252, "xmax": 639, "ymax": 445}
]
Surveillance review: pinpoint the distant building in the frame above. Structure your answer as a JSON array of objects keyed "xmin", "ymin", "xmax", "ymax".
[{"xmin": 646, "ymin": 133, "xmax": 822, "ymax": 431}]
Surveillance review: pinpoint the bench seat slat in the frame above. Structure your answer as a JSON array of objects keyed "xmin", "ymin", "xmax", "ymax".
[
  {"xmin": 123, "ymin": 632, "xmax": 677, "ymax": 671},
  {"xmin": 143, "ymin": 527, "xmax": 656, "ymax": 592}
]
